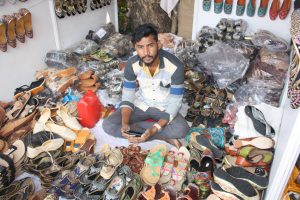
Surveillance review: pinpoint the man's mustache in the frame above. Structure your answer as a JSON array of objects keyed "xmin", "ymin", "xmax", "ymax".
[{"xmin": 142, "ymin": 56, "xmax": 153, "ymax": 59}]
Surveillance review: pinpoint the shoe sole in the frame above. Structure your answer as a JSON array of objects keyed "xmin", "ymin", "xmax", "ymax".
[
  {"xmin": 196, "ymin": 135, "xmax": 223, "ymax": 159},
  {"xmin": 213, "ymin": 168, "xmax": 259, "ymax": 200},
  {"xmin": 211, "ymin": 181, "xmax": 243, "ymax": 200},
  {"xmin": 225, "ymin": 166, "xmax": 268, "ymax": 189}
]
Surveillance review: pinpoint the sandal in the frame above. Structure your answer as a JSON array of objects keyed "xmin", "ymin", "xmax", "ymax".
[
  {"xmin": 244, "ymin": 106, "xmax": 275, "ymax": 137},
  {"xmin": 233, "ymin": 136, "xmax": 275, "ymax": 149},
  {"xmin": 177, "ymin": 183, "xmax": 200, "ymax": 200},
  {"xmin": 2, "ymin": 15, "xmax": 16, "ymax": 48},
  {"xmin": 159, "ymin": 147, "xmax": 178, "ymax": 184},
  {"xmin": 14, "ymin": 77, "xmax": 45, "ymax": 100},
  {"xmin": 140, "ymin": 144, "xmax": 167, "ymax": 186},
  {"xmin": 19, "ymin": 8, "xmax": 33, "ymax": 38},
  {"xmin": 12, "ymin": 12, "xmax": 25, "ymax": 43},
  {"xmin": 6, "ymin": 91, "xmax": 31, "ymax": 120},
  {"xmin": 100, "ymin": 147, "xmax": 123, "ymax": 180},
  {"xmin": 0, "ymin": 19, "xmax": 7, "ymax": 52}
]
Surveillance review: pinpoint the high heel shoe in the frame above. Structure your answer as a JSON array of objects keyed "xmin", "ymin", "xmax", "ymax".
[
  {"xmin": 54, "ymin": 0, "xmax": 65, "ymax": 18},
  {"xmin": 0, "ymin": 19, "xmax": 7, "ymax": 52},
  {"xmin": 19, "ymin": 8, "xmax": 33, "ymax": 38},
  {"xmin": 2, "ymin": 15, "xmax": 16, "ymax": 48},
  {"xmin": 12, "ymin": 13, "xmax": 25, "ymax": 43}
]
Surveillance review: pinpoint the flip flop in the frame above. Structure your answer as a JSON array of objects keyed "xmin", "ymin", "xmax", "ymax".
[{"xmin": 244, "ymin": 106, "xmax": 275, "ymax": 137}]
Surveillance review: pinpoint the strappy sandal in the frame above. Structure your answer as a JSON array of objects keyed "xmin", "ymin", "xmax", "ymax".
[
  {"xmin": 19, "ymin": 8, "xmax": 33, "ymax": 38},
  {"xmin": 6, "ymin": 91, "xmax": 31, "ymax": 120},
  {"xmin": 159, "ymin": 147, "xmax": 178, "ymax": 184},
  {"xmin": 2, "ymin": 15, "xmax": 16, "ymax": 48},
  {"xmin": 0, "ymin": 19, "xmax": 7, "ymax": 52},
  {"xmin": 14, "ymin": 77, "xmax": 45, "ymax": 100},
  {"xmin": 12, "ymin": 12, "xmax": 25, "ymax": 43}
]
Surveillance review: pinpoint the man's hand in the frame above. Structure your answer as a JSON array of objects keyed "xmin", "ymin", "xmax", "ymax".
[{"xmin": 126, "ymin": 126, "xmax": 158, "ymax": 143}]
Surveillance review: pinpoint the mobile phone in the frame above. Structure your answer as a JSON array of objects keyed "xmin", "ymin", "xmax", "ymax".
[{"xmin": 124, "ymin": 130, "xmax": 143, "ymax": 137}]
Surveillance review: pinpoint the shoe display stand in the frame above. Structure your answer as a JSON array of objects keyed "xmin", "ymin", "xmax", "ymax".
[
  {"xmin": 0, "ymin": 0, "xmax": 118, "ymax": 100},
  {"xmin": 191, "ymin": 1, "xmax": 298, "ymax": 199}
]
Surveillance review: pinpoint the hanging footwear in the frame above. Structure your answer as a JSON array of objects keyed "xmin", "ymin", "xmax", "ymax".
[
  {"xmin": 269, "ymin": 0, "xmax": 280, "ymax": 20},
  {"xmin": 236, "ymin": 0, "xmax": 246, "ymax": 16},
  {"xmin": 0, "ymin": 19, "xmax": 7, "ymax": 52},
  {"xmin": 214, "ymin": 0, "xmax": 223, "ymax": 14},
  {"xmin": 224, "ymin": 0, "xmax": 233, "ymax": 14},
  {"xmin": 54, "ymin": 0, "xmax": 65, "ymax": 19},
  {"xmin": 81, "ymin": 0, "xmax": 87, "ymax": 12},
  {"xmin": 279, "ymin": 0, "xmax": 291, "ymax": 20},
  {"xmin": 257, "ymin": 0, "xmax": 269, "ymax": 17},
  {"xmin": 62, "ymin": 0, "xmax": 72, "ymax": 16},
  {"xmin": 203, "ymin": 0, "xmax": 212, "ymax": 11},
  {"xmin": 12, "ymin": 13, "xmax": 26, "ymax": 43},
  {"xmin": 69, "ymin": 0, "xmax": 77, "ymax": 15},
  {"xmin": 19, "ymin": 8, "xmax": 33, "ymax": 38},
  {"xmin": 247, "ymin": 0, "xmax": 256, "ymax": 17},
  {"xmin": 90, "ymin": 0, "xmax": 97, "ymax": 10},
  {"xmin": 2, "ymin": 15, "xmax": 16, "ymax": 48},
  {"xmin": 74, "ymin": 0, "xmax": 83, "ymax": 14}
]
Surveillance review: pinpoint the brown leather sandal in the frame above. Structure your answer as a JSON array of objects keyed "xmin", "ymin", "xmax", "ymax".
[
  {"xmin": 0, "ymin": 19, "xmax": 7, "ymax": 52},
  {"xmin": 2, "ymin": 15, "xmax": 16, "ymax": 48},
  {"xmin": 6, "ymin": 91, "xmax": 31, "ymax": 120},
  {"xmin": 19, "ymin": 8, "xmax": 33, "ymax": 38},
  {"xmin": 12, "ymin": 13, "xmax": 25, "ymax": 43}
]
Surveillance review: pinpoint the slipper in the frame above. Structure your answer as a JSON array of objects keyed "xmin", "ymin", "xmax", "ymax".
[
  {"xmin": 159, "ymin": 147, "xmax": 178, "ymax": 184},
  {"xmin": 244, "ymin": 106, "xmax": 275, "ymax": 137},
  {"xmin": 57, "ymin": 105, "xmax": 82, "ymax": 131},
  {"xmin": 140, "ymin": 144, "xmax": 167, "ymax": 186},
  {"xmin": 3, "ymin": 140, "xmax": 25, "ymax": 165},
  {"xmin": 213, "ymin": 168, "xmax": 259, "ymax": 200},
  {"xmin": 80, "ymin": 134, "xmax": 96, "ymax": 154},
  {"xmin": 223, "ymin": 155, "xmax": 269, "ymax": 177},
  {"xmin": 225, "ymin": 166, "xmax": 268, "ymax": 190},
  {"xmin": 233, "ymin": 136, "xmax": 275, "ymax": 149},
  {"xmin": 73, "ymin": 128, "xmax": 90, "ymax": 153},
  {"xmin": 33, "ymin": 108, "xmax": 51, "ymax": 133},
  {"xmin": 210, "ymin": 181, "xmax": 243, "ymax": 200},
  {"xmin": 195, "ymin": 134, "xmax": 223, "ymax": 159}
]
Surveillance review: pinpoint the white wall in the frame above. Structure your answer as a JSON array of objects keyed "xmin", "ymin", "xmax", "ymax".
[{"xmin": 0, "ymin": 0, "xmax": 117, "ymax": 101}]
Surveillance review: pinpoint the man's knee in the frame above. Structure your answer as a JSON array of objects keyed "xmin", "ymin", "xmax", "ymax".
[{"xmin": 102, "ymin": 118, "xmax": 116, "ymax": 135}]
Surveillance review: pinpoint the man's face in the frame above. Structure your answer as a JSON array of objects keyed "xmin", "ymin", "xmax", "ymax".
[{"xmin": 134, "ymin": 35, "xmax": 159, "ymax": 66}]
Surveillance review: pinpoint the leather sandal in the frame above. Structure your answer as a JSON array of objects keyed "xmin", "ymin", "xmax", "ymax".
[
  {"xmin": 6, "ymin": 91, "xmax": 31, "ymax": 120},
  {"xmin": 12, "ymin": 13, "xmax": 25, "ymax": 43},
  {"xmin": 19, "ymin": 8, "xmax": 33, "ymax": 38},
  {"xmin": 2, "ymin": 15, "xmax": 16, "ymax": 48},
  {"xmin": 0, "ymin": 19, "xmax": 7, "ymax": 52}
]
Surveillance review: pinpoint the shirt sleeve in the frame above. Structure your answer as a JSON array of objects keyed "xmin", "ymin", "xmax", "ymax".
[
  {"xmin": 165, "ymin": 62, "xmax": 185, "ymax": 121},
  {"xmin": 120, "ymin": 60, "xmax": 137, "ymax": 110}
]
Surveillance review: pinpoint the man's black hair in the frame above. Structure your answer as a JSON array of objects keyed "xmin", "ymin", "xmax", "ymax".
[{"xmin": 131, "ymin": 23, "xmax": 158, "ymax": 45}]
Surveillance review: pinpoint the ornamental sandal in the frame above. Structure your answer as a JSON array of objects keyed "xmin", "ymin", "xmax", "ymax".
[
  {"xmin": 140, "ymin": 144, "xmax": 167, "ymax": 186},
  {"xmin": 159, "ymin": 147, "xmax": 178, "ymax": 184}
]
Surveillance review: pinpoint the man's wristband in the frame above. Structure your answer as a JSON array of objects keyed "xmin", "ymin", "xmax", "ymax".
[{"xmin": 153, "ymin": 123, "xmax": 162, "ymax": 132}]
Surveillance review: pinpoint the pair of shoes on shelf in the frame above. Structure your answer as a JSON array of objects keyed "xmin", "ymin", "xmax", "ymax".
[{"xmin": 0, "ymin": 8, "xmax": 32, "ymax": 52}]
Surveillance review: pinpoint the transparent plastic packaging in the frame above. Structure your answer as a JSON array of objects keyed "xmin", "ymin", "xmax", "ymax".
[
  {"xmin": 85, "ymin": 23, "xmax": 116, "ymax": 45},
  {"xmin": 197, "ymin": 41, "xmax": 250, "ymax": 89},
  {"xmin": 66, "ymin": 39, "xmax": 100, "ymax": 55},
  {"xmin": 251, "ymin": 30, "xmax": 290, "ymax": 52},
  {"xmin": 45, "ymin": 50, "xmax": 80, "ymax": 69},
  {"xmin": 99, "ymin": 33, "xmax": 133, "ymax": 58}
]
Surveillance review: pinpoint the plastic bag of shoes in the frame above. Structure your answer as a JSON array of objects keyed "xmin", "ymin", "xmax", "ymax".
[
  {"xmin": 66, "ymin": 39, "xmax": 99, "ymax": 56},
  {"xmin": 45, "ymin": 50, "xmax": 80, "ymax": 69},
  {"xmin": 85, "ymin": 22, "xmax": 115, "ymax": 44}
]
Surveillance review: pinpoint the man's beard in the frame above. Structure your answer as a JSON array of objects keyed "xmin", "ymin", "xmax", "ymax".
[{"xmin": 142, "ymin": 53, "xmax": 158, "ymax": 66}]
